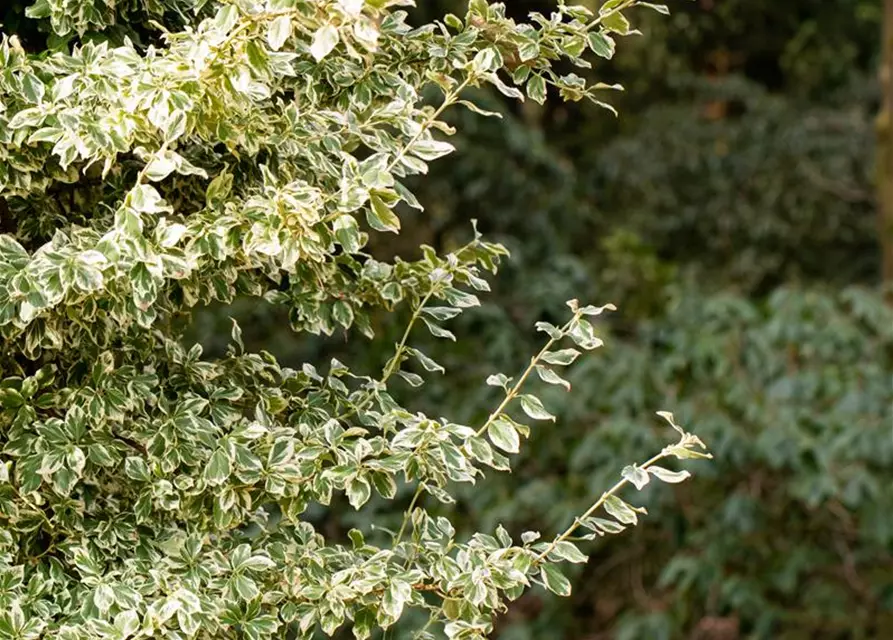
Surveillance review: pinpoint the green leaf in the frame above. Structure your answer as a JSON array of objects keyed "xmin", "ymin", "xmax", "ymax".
[
  {"xmin": 266, "ymin": 15, "xmax": 292, "ymax": 51},
  {"xmin": 88, "ymin": 444, "xmax": 116, "ymax": 467},
  {"xmin": 157, "ymin": 223, "xmax": 187, "ymax": 249},
  {"xmin": 519, "ymin": 394, "xmax": 555, "ymax": 421},
  {"xmin": 0, "ymin": 235, "xmax": 30, "ymax": 269},
  {"xmin": 549, "ymin": 540, "xmax": 588, "ymax": 564},
  {"xmin": 667, "ymin": 444, "xmax": 713, "ymax": 460},
  {"xmin": 310, "ymin": 25, "xmax": 339, "ymax": 61},
  {"xmin": 526, "ymin": 74, "xmax": 547, "ymax": 104},
  {"xmin": 599, "ymin": 0, "xmax": 626, "ymax": 13},
  {"xmin": 579, "ymin": 303, "xmax": 617, "ymax": 316},
  {"xmin": 472, "ymin": 47, "xmax": 501, "ymax": 73},
  {"xmin": 581, "ymin": 517, "xmax": 625, "ymax": 535},
  {"xmin": 381, "ymin": 580, "xmax": 412, "ymax": 620},
  {"xmin": 587, "ymin": 32, "xmax": 616, "ymax": 59},
  {"xmin": 465, "ymin": 437, "xmax": 494, "ymax": 465},
  {"xmin": 409, "ymin": 139, "xmax": 455, "ymax": 161},
  {"xmin": 21, "ymin": 73, "xmax": 45, "ymax": 104},
  {"xmin": 411, "ymin": 348, "xmax": 445, "ymax": 374},
  {"xmin": 366, "ymin": 195, "xmax": 400, "ymax": 233},
  {"xmin": 72, "ymin": 251, "xmax": 107, "ymax": 292},
  {"xmin": 129, "ymin": 184, "xmax": 164, "ymax": 213},
  {"xmin": 125, "ymin": 457, "xmax": 151, "ymax": 482},
  {"xmin": 486, "ymin": 373, "xmax": 510, "ymax": 388},
  {"xmin": 206, "ymin": 170, "xmax": 233, "ymax": 207},
  {"xmin": 231, "ymin": 574, "xmax": 259, "ymax": 601},
  {"xmin": 568, "ymin": 318, "xmax": 603, "ymax": 350},
  {"xmin": 214, "ymin": 4, "xmax": 239, "ymax": 32},
  {"xmin": 603, "ymin": 495, "xmax": 641, "ymax": 525},
  {"xmin": 28, "ymin": 127, "xmax": 65, "ymax": 144},
  {"xmin": 517, "ymin": 40, "xmax": 539, "ymax": 62},
  {"xmin": 488, "ymin": 416, "xmax": 520, "ymax": 453},
  {"xmin": 541, "ymin": 349, "xmax": 580, "ymax": 366},
  {"xmin": 333, "ymin": 215, "xmax": 362, "ymax": 253},
  {"xmin": 422, "ymin": 306, "xmax": 461, "ymax": 321},
  {"xmin": 602, "ymin": 12, "xmax": 631, "ymax": 35},
  {"xmin": 656, "ymin": 410, "xmax": 684, "ymax": 434},
  {"xmin": 240, "ymin": 554, "xmax": 276, "ymax": 572},
  {"xmin": 621, "ymin": 464, "xmax": 650, "ymax": 490},
  {"xmin": 267, "ymin": 439, "xmax": 294, "ymax": 467},
  {"xmin": 352, "ymin": 609, "xmax": 374, "ymax": 640},
  {"xmin": 144, "ymin": 155, "xmax": 177, "ymax": 182},
  {"xmin": 540, "ymin": 564, "xmax": 572, "ymax": 596},
  {"xmin": 640, "ymin": 2, "xmax": 670, "ymax": 14},
  {"xmin": 648, "ymin": 466, "xmax": 692, "ymax": 483},
  {"xmin": 422, "ymin": 318, "xmax": 456, "ymax": 341},
  {"xmin": 371, "ymin": 472, "xmax": 397, "ymax": 499},
  {"xmin": 204, "ymin": 449, "xmax": 232, "ymax": 486},
  {"xmin": 333, "ymin": 300, "xmax": 354, "ymax": 328},
  {"xmin": 396, "ymin": 370, "xmax": 423, "ymax": 387},
  {"xmin": 94, "ymin": 584, "xmax": 115, "ymax": 613},
  {"xmin": 346, "ymin": 475, "xmax": 372, "ymax": 509},
  {"xmin": 535, "ymin": 366, "xmax": 570, "ymax": 391},
  {"xmin": 114, "ymin": 610, "xmax": 140, "ymax": 637}
]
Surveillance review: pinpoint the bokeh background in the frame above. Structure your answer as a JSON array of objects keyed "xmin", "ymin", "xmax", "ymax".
[{"xmin": 188, "ymin": 1, "xmax": 893, "ymax": 638}]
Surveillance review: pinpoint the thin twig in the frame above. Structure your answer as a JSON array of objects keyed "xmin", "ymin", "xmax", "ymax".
[
  {"xmin": 382, "ymin": 290, "xmax": 435, "ymax": 383},
  {"xmin": 534, "ymin": 449, "xmax": 667, "ymax": 564},
  {"xmin": 336, "ymin": 289, "xmax": 435, "ymax": 422},
  {"xmin": 474, "ymin": 311, "xmax": 581, "ymax": 438},
  {"xmin": 393, "ymin": 482, "xmax": 425, "ymax": 547}
]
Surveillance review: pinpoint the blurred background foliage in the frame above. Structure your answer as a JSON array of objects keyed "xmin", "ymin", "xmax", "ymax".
[{"xmin": 187, "ymin": 0, "xmax": 893, "ymax": 637}]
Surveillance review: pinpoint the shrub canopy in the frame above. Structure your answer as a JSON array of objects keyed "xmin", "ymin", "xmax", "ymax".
[{"xmin": 0, "ymin": 2, "xmax": 708, "ymax": 639}]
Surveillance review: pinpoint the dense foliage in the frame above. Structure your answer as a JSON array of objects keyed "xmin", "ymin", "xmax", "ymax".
[
  {"xmin": 0, "ymin": 1, "xmax": 716, "ymax": 639},
  {"xmin": 181, "ymin": 1, "xmax": 893, "ymax": 638}
]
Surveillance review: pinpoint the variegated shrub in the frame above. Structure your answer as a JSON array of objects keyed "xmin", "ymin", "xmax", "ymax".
[{"xmin": 0, "ymin": 1, "xmax": 708, "ymax": 638}]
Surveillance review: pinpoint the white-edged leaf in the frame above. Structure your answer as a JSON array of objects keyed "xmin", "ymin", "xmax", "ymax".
[
  {"xmin": 535, "ymin": 365, "xmax": 570, "ymax": 391},
  {"xmin": 603, "ymin": 495, "xmax": 640, "ymax": 525},
  {"xmin": 346, "ymin": 475, "xmax": 371, "ymax": 509},
  {"xmin": 541, "ymin": 349, "xmax": 580, "ymax": 366},
  {"xmin": 648, "ymin": 466, "xmax": 692, "ymax": 484},
  {"xmin": 534, "ymin": 321, "xmax": 562, "ymax": 339},
  {"xmin": 409, "ymin": 139, "xmax": 455, "ymax": 161},
  {"xmin": 411, "ymin": 348, "xmax": 445, "ymax": 374},
  {"xmin": 488, "ymin": 416, "xmax": 520, "ymax": 454},
  {"xmin": 157, "ymin": 222, "xmax": 187, "ymax": 248},
  {"xmin": 579, "ymin": 303, "xmax": 617, "ymax": 316},
  {"xmin": 144, "ymin": 155, "xmax": 177, "ymax": 182},
  {"xmin": 366, "ymin": 194, "xmax": 400, "ymax": 233},
  {"xmin": 588, "ymin": 32, "xmax": 615, "ymax": 59},
  {"xmin": 310, "ymin": 25, "xmax": 339, "ymax": 61},
  {"xmin": 266, "ymin": 15, "xmax": 292, "ymax": 51},
  {"xmin": 519, "ymin": 394, "xmax": 555, "ymax": 421},
  {"xmin": 621, "ymin": 464, "xmax": 650, "ymax": 490},
  {"xmin": 640, "ymin": 2, "xmax": 670, "ymax": 15},
  {"xmin": 339, "ymin": 0, "xmax": 365, "ymax": 15},
  {"xmin": 656, "ymin": 410, "xmax": 684, "ymax": 434},
  {"xmin": 333, "ymin": 215, "xmax": 362, "ymax": 253},
  {"xmin": 486, "ymin": 373, "xmax": 510, "ymax": 388},
  {"xmin": 549, "ymin": 540, "xmax": 588, "ymax": 564},
  {"xmin": 203, "ymin": 449, "xmax": 231, "ymax": 486},
  {"xmin": 422, "ymin": 318, "xmax": 456, "ymax": 341},
  {"xmin": 114, "ymin": 610, "xmax": 140, "ymax": 637},
  {"xmin": 540, "ymin": 564, "xmax": 572, "ymax": 596}
]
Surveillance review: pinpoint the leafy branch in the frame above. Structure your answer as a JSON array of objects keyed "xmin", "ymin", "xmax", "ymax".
[
  {"xmin": 473, "ymin": 309, "xmax": 584, "ymax": 439},
  {"xmin": 534, "ymin": 414, "xmax": 711, "ymax": 565}
]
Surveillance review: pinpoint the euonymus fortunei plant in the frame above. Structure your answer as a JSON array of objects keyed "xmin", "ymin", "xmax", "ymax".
[{"xmin": 0, "ymin": 1, "xmax": 709, "ymax": 638}]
